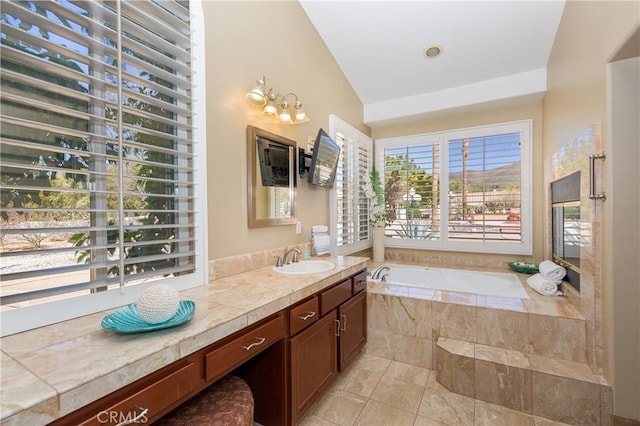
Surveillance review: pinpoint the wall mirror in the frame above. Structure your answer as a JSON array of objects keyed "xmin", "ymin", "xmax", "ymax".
[{"xmin": 247, "ymin": 125, "xmax": 297, "ymax": 228}]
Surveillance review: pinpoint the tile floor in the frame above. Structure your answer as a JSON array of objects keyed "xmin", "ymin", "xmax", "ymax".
[{"xmin": 298, "ymin": 352, "xmax": 571, "ymax": 426}]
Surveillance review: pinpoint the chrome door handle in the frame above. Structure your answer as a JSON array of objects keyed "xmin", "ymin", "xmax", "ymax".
[
  {"xmin": 242, "ymin": 337, "xmax": 266, "ymax": 351},
  {"xmin": 589, "ymin": 152, "xmax": 606, "ymax": 200},
  {"xmin": 334, "ymin": 319, "xmax": 340, "ymax": 337},
  {"xmin": 341, "ymin": 314, "xmax": 347, "ymax": 331}
]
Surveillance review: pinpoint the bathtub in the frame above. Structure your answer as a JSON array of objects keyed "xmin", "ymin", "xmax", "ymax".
[{"xmin": 370, "ymin": 264, "xmax": 530, "ymax": 299}]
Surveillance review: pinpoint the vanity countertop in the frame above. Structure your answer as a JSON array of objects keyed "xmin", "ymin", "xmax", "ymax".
[{"xmin": 0, "ymin": 256, "xmax": 368, "ymax": 425}]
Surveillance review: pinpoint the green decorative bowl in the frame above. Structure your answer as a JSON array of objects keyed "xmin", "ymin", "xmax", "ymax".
[{"xmin": 508, "ymin": 261, "xmax": 539, "ymax": 274}]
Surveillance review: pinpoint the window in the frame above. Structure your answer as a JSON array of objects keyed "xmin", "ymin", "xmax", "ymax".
[
  {"xmin": 0, "ymin": 0, "xmax": 206, "ymax": 336},
  {"xmin": 329, "ymin": 115, "xmax": 373, "ymax": 255},
  {"xmin": 376, "ymin": 120, "xmax": 531, "ymax": 255}
]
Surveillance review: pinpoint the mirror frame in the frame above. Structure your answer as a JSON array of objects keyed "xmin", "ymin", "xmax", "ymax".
[{"xmin": 247, "ymin": 125, "xmax": 298, "ymax": 228}]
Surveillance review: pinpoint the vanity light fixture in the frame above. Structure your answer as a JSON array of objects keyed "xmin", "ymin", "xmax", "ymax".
[{"xmin": 245, "ymin": 76, "xmax": 310, "ymax": 124}]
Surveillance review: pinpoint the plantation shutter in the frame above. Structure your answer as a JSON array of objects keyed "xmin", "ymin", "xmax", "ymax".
[
  {"xmin": 383, "ymin": 142, "xmax": 441, "ymax": 241},
  {"xmin": 334, "ymin": 133, "xmax": 369, "ymax": 246},
  {"xmin": 447, "ymin": 132, "xmax": 522, "ymax": 242},
  {"xmin": 377, "ymin": 120, "xmax": 530, "ymax": 255},
  {"xmin": 0, "ymin": 0, "xmax": 196, "ymax": 306},
  {"xmin": 330, "ymin": 115, "xmax": 373, "ymax": 254}
]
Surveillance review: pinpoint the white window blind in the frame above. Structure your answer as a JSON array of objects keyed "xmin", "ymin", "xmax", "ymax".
[
  {"xmin": 377, "ymin": 120, "xmax": 532, "ymax": 255},
  {"xmin": 330, "ymin": 115, "xmax": 373, "ymax": 255},
  {"xmin": 0, "ymin": 0, "xmax": 204, "ymax": 333}
]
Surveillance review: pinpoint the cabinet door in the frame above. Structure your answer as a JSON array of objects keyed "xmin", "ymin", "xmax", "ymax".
[
  {"xmin": 290, "ymin": 312, "xmax": 338, "ymax": 423},
  {"xmin": 338, "ymin": 290, "xmax": 367, "ymax": 372}
]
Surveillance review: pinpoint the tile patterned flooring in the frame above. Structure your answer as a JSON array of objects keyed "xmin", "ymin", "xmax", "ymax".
[{"xmin": 298, "ymin": 352, "xmax": 571, "ymax": 426}]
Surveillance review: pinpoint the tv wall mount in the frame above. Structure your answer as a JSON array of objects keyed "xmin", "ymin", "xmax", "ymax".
[{"xmin": 298, "ymin": 148, "xmax": 312, "ymax": 179}]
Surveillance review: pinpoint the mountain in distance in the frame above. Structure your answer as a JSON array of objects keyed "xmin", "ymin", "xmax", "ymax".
[{"xmin": 449, "ymin": 161, "xmax": 520, "ymax": 188}]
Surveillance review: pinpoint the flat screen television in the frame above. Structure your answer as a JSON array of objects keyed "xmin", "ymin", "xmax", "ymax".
[{"xmin": 308, "ymin": 128, "xmax": 341, "ymax": 188}]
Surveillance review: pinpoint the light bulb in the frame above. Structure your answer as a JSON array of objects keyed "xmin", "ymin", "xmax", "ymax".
[
  {"xmin": 294, "ymin": 100, "xmax": 307, "ymax": 122},
  {"xmin": 279, "ymin": 101, "xmax": 292, "ymax": 123},
  {"xmin": 245, "ymin": 77, "xmax": 266, "ymax": 106}
]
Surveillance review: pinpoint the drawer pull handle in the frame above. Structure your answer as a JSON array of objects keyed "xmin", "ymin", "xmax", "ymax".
[
  {"xmin": 116, "ymin": 407, "xmax": 148, "ymax": 426},
  {"xmin": 341, "ymin": 314, "xmax": 347, "ymax": 331},
  {"xmin": 298, "ymin": 311, "xmax": 316, "ymax": 321},
  {"xmin": 242, "ymin": 337, "xmax": 266, "ymax": 351},
  {"xmin": 334, "ymin": 319, "xmax": 340, "ymax": 337}
]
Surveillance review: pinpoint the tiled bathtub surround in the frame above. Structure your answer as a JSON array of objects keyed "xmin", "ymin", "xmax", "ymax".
[
  {"xmin": 365, "ymin": 263, "xmax": 612, "ymax": 425},
  {"xmin": 436, "ymin": 338, "xmax": 612, "ymax": 425},
  {"xmin": 547, "ymin": 123, "xmax": 604, "ymax": 374},
  {"xmin": 366, "ymin": 273, "xmax": 588, "ymax": 367},
  {"xmin": 384, "ymin": 248, "xmax": 521, "ymax": 271}
]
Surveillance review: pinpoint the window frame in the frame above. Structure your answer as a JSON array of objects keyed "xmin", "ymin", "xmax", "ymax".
[
  {"xmin": 0, "ymin": 0, "xmax": 208, "ymax": 337},
  {"xmin": 376, "ymin": 120, "xmax": 532, "ymax": 255}
]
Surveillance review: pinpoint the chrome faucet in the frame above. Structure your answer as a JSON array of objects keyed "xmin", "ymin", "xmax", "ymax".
[
  {"xmin": 369, "ymin": 265, "xmax": 390, "ymax": 280},
  {"xmin": 283, "ymin": 247, "xmax": 302, "ymax": 264}
]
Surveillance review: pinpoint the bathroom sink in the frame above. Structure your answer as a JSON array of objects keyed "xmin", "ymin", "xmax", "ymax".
[{"xmin": 273, "ymin": 260, "xmax": 335, "ymax": 275}]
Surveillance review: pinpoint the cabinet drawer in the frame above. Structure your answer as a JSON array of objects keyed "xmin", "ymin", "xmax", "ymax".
[
  {"xmin": 352, "ymin": 270, "xmax": 367, "ymax": 294},
  {"xmin": 289, "ymin": 296, "xmax": 319, "ymax": 336},
  {"xmin": 319, "ymin": 279, "xmax": 351, "ymax": 316},
  {"xmin": 205, "ymin": 314, "xmax": 284, "ymax": 382},
  {"xmin": 79, "ymin": 361, "xmax": 198, "ymax": 425}
]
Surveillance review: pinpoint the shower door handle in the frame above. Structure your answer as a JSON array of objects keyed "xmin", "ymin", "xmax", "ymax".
[{"xmin": 589, "ymin": 152, "xmax": 606, "ymax": 201}]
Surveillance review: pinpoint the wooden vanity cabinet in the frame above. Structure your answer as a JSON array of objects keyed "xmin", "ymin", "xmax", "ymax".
[
  {"xmin": 50, "ymin": 269, "xmax": 367, "ymax": 426},
  {"xmin": 52, "ymin": 313, "xmax": 285, "ymax": 426},
  {"xmin": 51, "ymin": 352, "xmax": 205, "ymax": 426},
  {"xmin": 337, "ymin": 289, "xmax": 367, "ymax": 371},
  {"xmin": 289, "ymin": 269, "xmax": 367, "ymax": 424},
  {"xmin": 289, "ymin": 311, "xmax": 338, "ymax": 424}
]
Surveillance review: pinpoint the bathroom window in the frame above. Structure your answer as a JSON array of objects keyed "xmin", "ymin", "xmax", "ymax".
[
  {"xmin": 0, "ymin": 0, "xmax": 207, "ymax": 335},
  {"xmin": 330, "ymin": 115, "xmax": 374, "ymax": 255},
  {"xmin": 376, "ymin": 120, "xmax": 532, "ymax": 255}
]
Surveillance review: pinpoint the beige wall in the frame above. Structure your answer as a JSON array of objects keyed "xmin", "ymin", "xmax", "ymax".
[
  {"xmin": 542, "ymin": 0, "xmax": 639, "ymax": 420},
  {"xmin": 372, "ymin": 98, "xmax": 545, "ymax": 262},
  {"xmin": 203, "ymin": 1, "xmax": 367, "ymax": 259}
]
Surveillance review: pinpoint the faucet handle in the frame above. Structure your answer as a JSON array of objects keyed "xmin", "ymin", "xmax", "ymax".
[
  {"xmin": 274, "ymin": 255, "xmax": 283, "ymax": 267},
  {"xmin": 292, "ymin": 252, "xmax": 299, "ymax": 263}
]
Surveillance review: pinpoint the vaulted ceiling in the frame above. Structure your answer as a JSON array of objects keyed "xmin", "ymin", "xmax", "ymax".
[{"xmin": 299, "ymin": 1, "xmax": 565, "ymax": 126}]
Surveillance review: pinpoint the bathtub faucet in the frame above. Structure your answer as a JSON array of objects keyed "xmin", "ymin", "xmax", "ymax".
[{"xmin": 370, "ymin": 266, "xmax": 390, "ymax": 280}]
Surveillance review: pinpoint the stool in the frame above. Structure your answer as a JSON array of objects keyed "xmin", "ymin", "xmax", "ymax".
[{"xmin": 155, "ymin": 375, "xmax": 254, "ymax": 426}]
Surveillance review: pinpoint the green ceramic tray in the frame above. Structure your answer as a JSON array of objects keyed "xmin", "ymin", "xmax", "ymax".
[
  {"xmin": 101, "ymin": 300, "xmax": 195, "ymax": 333},
  {"xmin": 508, "ymin": 261, "xmax": 539, "ymax": 274}
]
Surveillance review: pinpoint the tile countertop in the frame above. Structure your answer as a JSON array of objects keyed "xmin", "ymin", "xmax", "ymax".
[{"xmin": 0, "ymin": 256, "xmax": 369, "ymax": 426}]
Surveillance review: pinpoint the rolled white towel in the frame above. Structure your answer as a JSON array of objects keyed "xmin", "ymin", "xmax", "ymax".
[
  {"xmin": 538, "ymin": 260, "xmax": 566, "ymax": 282},
  {"xmin": 527, "ymin": 273, "xmax": 563, "ymax": 296},
  {"xmin": 312, "ymin": 225, "xmax": 328, "ymax": 234}
]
